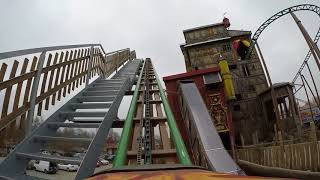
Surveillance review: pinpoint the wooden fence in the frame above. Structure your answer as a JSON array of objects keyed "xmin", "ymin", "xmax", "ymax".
[
  {"xmin": 237, "ymin": 141, "xmax": 320, "ymax": 171},
  {"xmin": 0, "ymin": 45, "xmax": 133, "ymax": 147}
]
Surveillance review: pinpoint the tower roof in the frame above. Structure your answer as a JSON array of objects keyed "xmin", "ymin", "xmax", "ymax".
[{"xmin": 183, "ymin": 22, "xmax": 225, "ymax": 33}]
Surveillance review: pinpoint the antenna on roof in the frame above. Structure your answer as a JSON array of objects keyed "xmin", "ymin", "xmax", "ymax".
[{"xmin": 223, "ymin": 12, "xmax": 227, "ymax": 17}]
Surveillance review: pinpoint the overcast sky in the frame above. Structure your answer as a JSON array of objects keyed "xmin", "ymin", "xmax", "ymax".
[{"xmin": 0, "ymin": 0, "xmax": 319, "ymax": 84}]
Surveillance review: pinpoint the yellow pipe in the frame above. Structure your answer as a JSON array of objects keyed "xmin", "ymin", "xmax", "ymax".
[{"xmin": 218, "ymin": 58, "xmax": 236, "ymax": 101}]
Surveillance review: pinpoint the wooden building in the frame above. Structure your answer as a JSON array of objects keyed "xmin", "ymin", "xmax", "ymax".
[
  {"xmin": 258, "ymin": 82, "xmax": 301, "ymax": 141},
  {"xmin": 180, "ymin": 19, "xmax": 269, "ymax": 144}
]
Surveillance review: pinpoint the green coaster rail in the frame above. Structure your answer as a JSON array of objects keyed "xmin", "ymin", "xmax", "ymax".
[{"xmin": 113, "ymin": 58, "xmax": 192, "ymax": 167}]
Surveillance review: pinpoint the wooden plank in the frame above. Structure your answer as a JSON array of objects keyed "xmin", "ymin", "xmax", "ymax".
[
  {"xmin": 245, "ymin": 149, "xmax": 249, "ymax": 162},
  {"xmin": 82, "ymin": 49, "xmax": 88, "ymax": 83},
  {"xmin": 276, "ymin": 146, "xmax": 280, "ymax": 167},
  {"xmin": 74, "ymin": 49, "xmax": 81, "ymax": 86},
  {"xmin": 37, "ymin": 54, "xmax": 52, "ymax": 116},
  {"xmin": 0, "ymin": 63, "xmax": 8, "ymax": 142},
  {"xmin": 35, "ymin": 68, "xmax": 91, "ymax": 104},
  {"xmin": 296, "ymin": 145, "xmax": 301, "ymax": 170},
  {"xmin": 318, "ymin": 142, "xmax": 320, "ymax": 171},
  {"xmin": 286, "ymin": 145, "xmax": 291, "ymax": 169},
  {"xmin": 291, "ymin": 144, "xmax": 295, "ymax": 169},
  {"xmin": 81, "ymin": 49, "xmax": 87, "ymax": 83},
  {"xmin": 0, "ymin": 59, "xmax": 91, "ymax": 134},
  {"xmin": 261, "ymin": 148, "xmax": 264, "ymax": 166},
  {"xmin": 159, "ymin": 122, "xmax": 170, "ymax": 150},
  {"xmin": 63, "ymin": 50, "xmax": 73, "ymax": 97},
  {"xmin": 72, "ymin": 50, "xmax": 81, "ymax": 90},
  {"xmin": 305, "ymin": 143, "xmax": 309, "ymax": 170},
  {"xmin": 67, "ymin": 50, "xmax": 77, "ymax": 94},
  {"xmin": 265, "ymin": 148, "xmax": 268, "ymax": 166},
  {"xmin": 154, "ymin": 90, "xmax": 170, "ymax": 151},
  {"xmin": 310, "ymin": 122, "xmax": 319, "ymax": 171},
  {"xmin": 294, "ymin": 144, "xmax": 299, "ymax": 170},
  {"xmin": 40, "ymin": 55, "xmax": 88, "ymax": 74},
  {"xmin": 270, "ymin": 147, "xmax": 274, "ymax": 167},
  {"xmin": 0, "ymin": 104, "xmax": 29, "ymax": 132},
  {"xmin": 304, "ymin": 143, "xmax": 308, "ymax": 170},
  {"xmin": 20, "ymin": 57, "xmax": 38, "ymax": 128},
  {"xmin": 83, "ymin": 49, "xmax": 89, "ymax": 78},
  {"xmin": 151, "ymin": 122, "xmax": 156, "ymax": 150},
  {"xmin": 99, "ymin": 56, "xmax": 104, "ymax": 76},
  {"xmin": 154, "ymin": 93, "xmax": 163, "ymax": 117},
  {"xmin": 268, "ymin": 147, "xmax": 272, "ymax": 167},
  {"xmin": 52, "ymin": 52, "xmax": 65, "ymax": 105},
  {"xmin": 131, "ymin": 123, "xmax": 140, "ymax": 151},
  {"xmin": 45, "ymin": 53, "xmax": 59, "ymax": 110},
  {"xmin": 58, "ymin": 51, "xmax": 69, "ymax": 100},
  {"xmin": 95, "ymin": 55, "xmax": 99, "ymax": 76},
  {"xmin": 251, "ymin": 148, "xmax": 257, "ymax": 164},
  {"xmin": 89, "ymin": 56, "xmax": 93, "ymax": 78},
  {"xmin": 75, "ymin": 49, "xmax": 83, "ymax": 88},
  {"xmin": 263, "ymin": 148, "xmax": 266, "ymax": 166},
  {"xmin": 90, "ymin": 52, "xmax": 94, "ymax": 78},
  {"xmin": 252, "ymin": 148, "xmax": 255, "ymax": 163},
  {"xmin": 1, "ymin": 60, "xmax": 19, "ymax": 118},
  {"xmin": 291, "ymin": 144, "xmax": 296, "ymax": 169},
  {"xmin": 13, "ymin": 58, "xmax": 29, "ymax": 113},
  {"xmin": 0, "ymin": 63, "xmax": 8, "ymax": 140},
  {"xmin": 72, "ymin": 49, "xmax": 83, "ymax": 90},
  {"xmin": 302, "ymin": 144, "xmax": 306, "ymax": 170},
  {"xmin": 79, "ymin": 49, "xmax": 87, "ymax": 85},
  {"xmin": 243, "ymin": 149, "xmax": 248, "ymax": 161},
  {"xmin": 0, "ymin": 63, "xmax": 8, "ymax": 82},
  {"xmin": 96, "ymin": 56, "xmax": 101, "ymax": 76},
  {"xmin": 0, "ymin": 71, "xmax": 36, "ymax": 91}
]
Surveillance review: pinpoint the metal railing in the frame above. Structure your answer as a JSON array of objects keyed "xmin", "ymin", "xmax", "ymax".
[{"xmin": 0, "ymin": 44, "xmax": 134, "ymax": 146}]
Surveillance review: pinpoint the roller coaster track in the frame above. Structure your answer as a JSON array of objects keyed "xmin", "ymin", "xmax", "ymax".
[{"xmin": 247, "ymin": 4, "xmax": 320, "ymax": 83}]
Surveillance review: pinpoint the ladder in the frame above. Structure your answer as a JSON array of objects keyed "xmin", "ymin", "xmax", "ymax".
[{"xmin": 0, "ymin": 59, "xmax": 142, "ymax": 180}]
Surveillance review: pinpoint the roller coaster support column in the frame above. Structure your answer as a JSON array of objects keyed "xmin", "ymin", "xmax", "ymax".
[
  {"xmin": 290, "ymin": 12, "xmax": 320, "ymax": 71},
  {"xmin": 256, "ymin": 43, "xmax": 284, "ymax": 139}
]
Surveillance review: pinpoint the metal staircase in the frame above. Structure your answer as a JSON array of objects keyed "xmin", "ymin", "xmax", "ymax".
[{"xmin": 0, "ymin": 59, "xmax": 142, "ymax": 180}]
